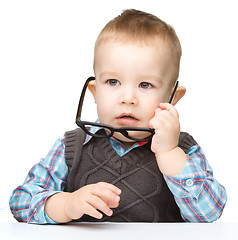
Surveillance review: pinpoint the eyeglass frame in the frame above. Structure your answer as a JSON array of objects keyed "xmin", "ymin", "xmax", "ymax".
[{"xmin": 76, "ymin": 76, "xmax": 179, "ymax": 142}]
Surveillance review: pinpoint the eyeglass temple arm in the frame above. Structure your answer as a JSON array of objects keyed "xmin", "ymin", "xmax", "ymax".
[
  {"xmin": 168, "ymin": 81, "xmax": 179, "ymax": 104},
  {"xmin": 76, "ymin": 76, "xmax": 95, "ymax": 122}
]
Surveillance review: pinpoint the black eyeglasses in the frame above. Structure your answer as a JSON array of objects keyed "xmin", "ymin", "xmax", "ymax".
[{"xmin": 76, "ymin": 77, "xmax": 179, "ymax": 142}]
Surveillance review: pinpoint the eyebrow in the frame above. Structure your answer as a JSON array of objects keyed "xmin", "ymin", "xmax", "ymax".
[
  {"xmin": 99, "ymin": 72, "xmax": 162, "ymax": 83},
  {"xmin": 99, "ymin": 72, "xmax": 121, "ymax": 79},
  {"xmin": 141, "ymin": 75, "xmax": 162, "ymax": 83}
]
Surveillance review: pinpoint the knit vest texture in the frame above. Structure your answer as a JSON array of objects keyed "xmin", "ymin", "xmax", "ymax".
[{"xmin": 64, "ymin": 128, "xmax": 197, "ymax": 222}]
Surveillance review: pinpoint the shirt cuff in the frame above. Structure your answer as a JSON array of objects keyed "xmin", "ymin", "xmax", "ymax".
[
  {"xmin": 164, "ymin": 145, "xmax": 208, "ymax": 199},
  {"xmin": 29, "ymin": 191, "xmax": 62, "ymax": 224}
]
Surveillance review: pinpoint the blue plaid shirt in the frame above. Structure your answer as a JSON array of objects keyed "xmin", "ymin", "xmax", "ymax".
[{"xmin": 9, "ymin": 126, "xmax": 227, "ymax": 224}]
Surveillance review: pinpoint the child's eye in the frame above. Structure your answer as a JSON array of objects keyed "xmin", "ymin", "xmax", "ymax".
[
  {"xmin": 107, "ymin": 79, "xmax": 120, "ymax": 86},
  {"xmin": 139, "ymin": 82, "xmax": 153, "ymax": 89}
]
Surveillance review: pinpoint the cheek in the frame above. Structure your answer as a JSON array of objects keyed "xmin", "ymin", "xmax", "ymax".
[
  {"xmin": 140, "ymin": 97, "xmax": 161, "ymax": 120},
  {"xmin": 143, "ymin": 105, "xmax": 157, "ymax": 121},
  {"xmin": 95, "ymin": 94, "xmax": 113, "ymax": 123},
  {"xmin": 142, "ymin": 89, "xmax": 170, "ymax": 117}
]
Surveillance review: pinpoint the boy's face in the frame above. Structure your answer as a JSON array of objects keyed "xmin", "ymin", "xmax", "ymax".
[{"xmin": 90, "ymin": 40, "xmax": 177, "ymax": 145}]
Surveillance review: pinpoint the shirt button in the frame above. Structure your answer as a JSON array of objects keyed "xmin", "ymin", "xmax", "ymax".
[{"xmin": 186, "ymin": 179, "xmax": 194, "ymax": 187}]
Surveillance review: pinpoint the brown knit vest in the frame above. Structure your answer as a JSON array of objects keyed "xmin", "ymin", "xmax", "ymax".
[{"xmin": 64, "ymin": 128, "xmax": 197, "ymax": 222}]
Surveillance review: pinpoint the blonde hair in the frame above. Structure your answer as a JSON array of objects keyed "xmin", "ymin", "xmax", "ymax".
[{"xmin": 94, "ymin": 9, "xmax": 182, "ymax": 83}]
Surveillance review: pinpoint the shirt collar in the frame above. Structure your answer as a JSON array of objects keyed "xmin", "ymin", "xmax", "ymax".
[{"xmin": 83, "ymin": 120, "xmax": 148, "ymax": 156}]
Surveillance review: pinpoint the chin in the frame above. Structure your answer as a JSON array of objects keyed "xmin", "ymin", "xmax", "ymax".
[
  {"xmin": 113, "ymin": 132, "xmax": 151, "ymax": 143},
  {"xmin": 113, "ymin": 133, "xmax": 135, "ymax": 143}
]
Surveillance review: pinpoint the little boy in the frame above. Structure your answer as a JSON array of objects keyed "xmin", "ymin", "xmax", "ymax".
[{"xmin": 10, "ymin": 9, "xmax": 227, "ymax": 223}]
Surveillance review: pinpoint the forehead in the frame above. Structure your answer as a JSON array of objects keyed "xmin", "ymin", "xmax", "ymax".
[
  {"xmin": 94, "ymin": 39, "xmax": 174, "ymax": 81},
  {"xmin": 95, "ymin": 34, "xmax": 171, "ymax": 55}
]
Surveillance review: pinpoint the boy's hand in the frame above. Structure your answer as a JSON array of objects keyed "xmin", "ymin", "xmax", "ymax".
[
  {"xmin": 149, "ymin": 103, "xmax": 187, "ymax": 176},
  {"xmin": 64, "ymin": 182, "xmax": 121, "ymax": 221},
  {"xmin": 150, "ymin": 103, "xmax": 180, "ymax": 154}
]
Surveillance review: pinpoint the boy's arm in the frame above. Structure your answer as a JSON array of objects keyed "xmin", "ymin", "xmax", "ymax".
[
  {"xmin": 149, "ymin": 103, "xmax": 227, "ymax": 222},
  {"xmin": 9, "ymin": 138, "xmax": 67, "ymax": 224},
  {"xmin": 164, "ymin": 144, "xmax": 227, "ymax": 222},
  {"xmin": 9, "ymin": 137, "xmax": 121, "ymax": 224}
]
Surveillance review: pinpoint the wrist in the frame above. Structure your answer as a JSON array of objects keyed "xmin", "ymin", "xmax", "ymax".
[
  {"xmin": 155, "ymin": 147, "xmax": 187, "ymax": 177},
  {"xmin": 45, "ymin": 192, "xmax": 72, "ymax": 223},
  {"xmin": 63, "ymin": 192, "xmax": 74, "ymax": 222}
]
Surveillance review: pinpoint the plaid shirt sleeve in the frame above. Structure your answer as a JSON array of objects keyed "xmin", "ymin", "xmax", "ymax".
[
  {"xmin": 9, "ymin": 138, "xmax": 68, "ymax": 224},
  {"xmin": 164, "ymin": 145, "xmax": 227, "ymax": 222}
]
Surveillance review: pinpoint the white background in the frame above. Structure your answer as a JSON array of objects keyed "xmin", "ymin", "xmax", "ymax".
[{"xmin": 1, "ymin": 0, "xmax": 237, "ymax": 223}]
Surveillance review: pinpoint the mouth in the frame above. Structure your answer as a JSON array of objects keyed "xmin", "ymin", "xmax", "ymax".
[
  {"xmin": 116, "ymin": 113, "xmax": 139, "ymax": 126},
  {"xmin": 117, "ymin": 113, "xmax": 138, "ymax": 120}
]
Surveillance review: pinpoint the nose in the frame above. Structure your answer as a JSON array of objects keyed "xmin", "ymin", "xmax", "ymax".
[{"xmin": 119, "ymin": 86, "xmax": 138, "ymax": 105}]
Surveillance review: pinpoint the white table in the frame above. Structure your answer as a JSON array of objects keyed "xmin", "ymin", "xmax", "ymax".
[{"xmin": 1, "ymin": 222, "xmax": 237, "ymax": 240}]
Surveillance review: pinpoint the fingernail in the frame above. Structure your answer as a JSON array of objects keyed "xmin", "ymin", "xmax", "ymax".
[
  {"xmin": 115, "ymin": 196, "xmax": 120, "ymax": 201},
  {"xmin": 117, "ymin": 189, "xmax": 121, "ymax": 194},
  {"xmin": 108, "ymin": 210, "xmax": 113, "ymax": 216}
]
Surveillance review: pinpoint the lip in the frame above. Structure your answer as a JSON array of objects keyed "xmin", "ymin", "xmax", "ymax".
[{"xmin": 116, "ymin": 113, "xmax": 139, "ymax": 126}]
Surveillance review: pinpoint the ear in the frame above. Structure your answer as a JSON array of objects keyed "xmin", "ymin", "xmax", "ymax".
[
  {"xmin": 87, "ymin": 80, "xmax": 97, "ymax": 103},
  {"xmin": 172, "ymin": 86, "xmax": 186, "ymax": 106}
]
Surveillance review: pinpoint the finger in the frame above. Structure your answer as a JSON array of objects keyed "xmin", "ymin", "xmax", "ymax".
[
  {"xmin": 154, "ymin": 106, "xmax": 174, "ymax": 119},
  {"xmin": 82, "ymin": 202, "xmax": 104, "ymax": 219},
  {"xmin": 149, "ymin": 110, "xmax": 175, "ymax": 131},
  {"xmin": 87, "ymin": 195, "xmax": 113, "ymax": 217},
  {"xmin": 159, "ymin": 103, "xmax": 179, "ymax": 118},
  {"xmin": 91, "ymin": 184, "xmax": 120, "ymax": 208},
  {"xmin": 149, "ymin": 116, "xmax": 164, "ymax": 132},
  {"xmin": 154, "ymin": 107, "xmax": 163, "ymax": 115},
  {"xmin": 150, "ymin": 119, "xmax": 168, "ymax": 133},
  {"xmin": 159, "ymin": 102, "xmax": 174, "ymax": 111},
  {"xmin": 96, "ymin": 182, "xmax": 121, "ymax": 195},
  {"xmin": 152, "ymin": 107, "xmax": 171, "ymax": 122}
]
